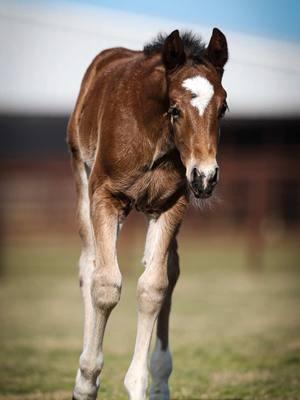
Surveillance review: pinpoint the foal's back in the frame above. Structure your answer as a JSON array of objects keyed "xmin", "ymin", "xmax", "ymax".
[{"xmin": 67, "ymin": 47, "xmax": 141, "ymax": 165}]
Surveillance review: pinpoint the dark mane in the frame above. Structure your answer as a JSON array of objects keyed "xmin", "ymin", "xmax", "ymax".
[{"xmin": 143, "ymin": 30, "xmax": 206, "ymax": 64}]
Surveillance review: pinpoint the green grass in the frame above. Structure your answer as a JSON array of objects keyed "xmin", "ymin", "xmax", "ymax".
[{"xmin": 0, "ymin": 234, "xmax": 299, "ymax": 399}]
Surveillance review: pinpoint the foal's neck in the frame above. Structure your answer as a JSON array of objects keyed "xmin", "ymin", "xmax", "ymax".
[{"xmin": 139, "ymin": 55, "xmax": 174, "ymax": 168}]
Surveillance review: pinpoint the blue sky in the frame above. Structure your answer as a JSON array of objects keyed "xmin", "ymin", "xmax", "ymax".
[{"xmin": 63, "ymin": 0, "xmax": 300, "ymax": 42}]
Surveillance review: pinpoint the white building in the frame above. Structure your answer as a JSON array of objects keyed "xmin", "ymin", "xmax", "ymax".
[{"xmin": 1, "ymin": 0, "xmax": 300, "ymax": 117}]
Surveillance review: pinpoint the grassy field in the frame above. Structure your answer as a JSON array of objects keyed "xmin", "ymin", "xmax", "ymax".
[{"xmin": 0, "ymin": 233, "xmax": 299, "ymax": 400}]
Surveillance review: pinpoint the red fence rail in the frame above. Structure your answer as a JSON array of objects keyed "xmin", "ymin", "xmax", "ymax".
[{"xmin": 1, "ymin": 150, "xmax": 299, "ymax": 245}]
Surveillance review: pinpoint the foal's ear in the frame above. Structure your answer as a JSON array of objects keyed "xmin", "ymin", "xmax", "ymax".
[
  {"xmin": 162, "ymin": 30, "xmax": 186, "ymax": 72},
  {"xmin": 206, "ymin": 28, "xmax": 228, "ymax": 75}
]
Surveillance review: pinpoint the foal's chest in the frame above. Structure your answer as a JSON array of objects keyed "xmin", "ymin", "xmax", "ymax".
[{"xmin": 130, "ymin": 164, "xmax": 186, "ymax": 215}]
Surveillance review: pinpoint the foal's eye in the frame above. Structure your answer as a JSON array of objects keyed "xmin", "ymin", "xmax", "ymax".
[
  {"xmin": 219, "ymin": 101, "xmax": 228, "ymax": 119},
  {"xmin": 168, "ymin": 106, "xmax": 180, "ymax": 120}
]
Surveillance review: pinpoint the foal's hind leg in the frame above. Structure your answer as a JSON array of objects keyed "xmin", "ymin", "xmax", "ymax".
[
  {"xmin": 149, "ymin": 239, "xmax": 180, "ymax": 400},
  {"xmin": 124, "ymin": 199, "xmax": 186, "ymax": 400},
  {"xmin": 72, "ymin": 159, "xmax": 122, "ymax": 400},
  {"xmin": 71, "ymin": 156, "xmax": 98, "ymax": 400}
]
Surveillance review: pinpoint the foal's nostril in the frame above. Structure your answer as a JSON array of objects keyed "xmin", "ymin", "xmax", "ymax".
[
  {"xmin": 210, "ymin": 167, "xmax": 219, "ymax": 186},
  {"xmin": 192, "ymin": 167, "xmax": 201, "ymax": 181},
  {"xmin": 191, "ymin": 168, "xmax": 204, "ymax": 194}
]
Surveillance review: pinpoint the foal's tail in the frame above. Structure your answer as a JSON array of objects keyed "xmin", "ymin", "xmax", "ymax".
[{"xmin": 67, "ymin": 111, "xmax": 90, "ymax": 197}]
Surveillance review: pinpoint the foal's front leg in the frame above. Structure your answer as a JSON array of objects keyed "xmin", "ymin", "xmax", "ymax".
[
  {"xmin": 73, "ymin": 187, "xmax": 122, "ymax": 400},
  {"xmin": 124, "ymin": 198, "xmax": 186, "ymax": 400}
]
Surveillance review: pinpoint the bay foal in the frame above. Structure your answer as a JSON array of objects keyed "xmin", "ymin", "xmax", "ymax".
[{"xmin": 68, "ymin": 28, "xmax": 228, "ymax": 400}]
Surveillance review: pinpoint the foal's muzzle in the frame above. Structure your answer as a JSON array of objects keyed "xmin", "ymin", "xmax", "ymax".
[{"xmin": 190, "ymin": 166, "xmax": 219, "ymax": 198}]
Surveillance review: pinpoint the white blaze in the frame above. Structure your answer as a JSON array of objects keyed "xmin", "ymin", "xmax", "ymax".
[{"xmin": 182, "ymin": 76, "xmax": 214, "ymax": 116}]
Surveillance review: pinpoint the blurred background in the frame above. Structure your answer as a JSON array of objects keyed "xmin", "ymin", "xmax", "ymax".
[{"xmin": 0, "ymin": 1, "xmax": 299, "ymax": 399}]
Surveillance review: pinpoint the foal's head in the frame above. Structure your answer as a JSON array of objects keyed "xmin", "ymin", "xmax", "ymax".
[{"xmin": 161, "ymin": 29, "xmax": 228, "ymax": 198}]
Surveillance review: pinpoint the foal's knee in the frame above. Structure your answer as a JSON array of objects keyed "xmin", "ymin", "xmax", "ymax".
[
  {"xmin": 137, "ymin": 270, "xmax": 168, "ymax": 315},
  {"xmin": 79, "ymin": 352, "xmax": 104, "ymax": 382},
  {"xmin": 91, "ymin": 269, "xmax": 121, "ymax": 311}
]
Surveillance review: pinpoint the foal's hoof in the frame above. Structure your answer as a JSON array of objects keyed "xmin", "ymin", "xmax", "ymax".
[
  {"xmin": 150, "ymin": 384, "xmax": 170, "ymax": 400},
  {"xmin": 72, "ymin": 395, "xmax": 96, "ymax": 400},
  {"xmin": 72, "ymin": 391, "xmax": 97, "ymax": 400},
  {"xmin": 149, "ymin": 391, "xmax": 170, "ymax": 400}
]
